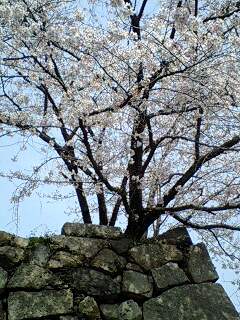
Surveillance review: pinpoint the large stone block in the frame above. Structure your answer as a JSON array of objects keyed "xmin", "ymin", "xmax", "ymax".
[
  {"xmin": 100, "ymin": 301, "xmax": 142, "ymax": 320},
  {"xmin": 78, "ymin": 296, "xmax": 101, "ymax": 319},
  {"xmin": 129, "ymin": 243, "xmax": 183, "ymax": 271},
  {"xmin": 91, "ymin": 248, "xmax": 126, "ymax": 274},
  {"xmin": 187, "ymin": 243, "xmax": 219, "ymax": 283},
  {"xmin": 8, "ymin": 264, "xmax": 61, "ymax": 289},
  {"xmin": 62, "ymin": 223, "xmax": 122, "ymax": 239},
  {"xmin": 151, "ymin": 262, "xmax": 189, "ymax": 291},
  {"xmin": 65, "ymin": 268, "xmax": 121, "ymax": 299},
  {"xmin": 110, "ymin": 238, "xmax": 133, "ymax": 254},
  {"xmin": 0, "ymin": 232, "xmax": 12, "ymax": 246},
  {"xmin": 119, "ymin": 300, "xmax": 142, "ymax": 320},
  {"xmin": 11, "ymin": 236, "xmax": 29, "ymax": 248},
  {"xmin": 0, "ymin": 246, "xmax": 24, "ymax": 267},
  {"xmin": 0, "ymin": 232, "xmax": 28, "ymax": 248},
  {"xmin": 143, "ymin": 283, "xmax": 239, "ymax": 320},
  {"xmin": 8, "ymin": 289, "xmax": 73, "ymax": 320},
  {"xmin": 29, "ymin": 244, "xmax": 51, "ymax": 267},
  {"xmin": 122, "ymin": 271, "xmax": 153, "ymax": 298},
  {"xmin": 100, "ymin": 304, "xmax": 119, "ymax": 320},
  {"xmin": 48, "ymin": 251, "xmax": 84, "ymax": 269},
  {"xmin": 157, "ymin": 227, "xmax": 193, "ymax": 246},
  {"xmin": 50, "ymin": 235, "xmax": 106, "ymax": 259}
]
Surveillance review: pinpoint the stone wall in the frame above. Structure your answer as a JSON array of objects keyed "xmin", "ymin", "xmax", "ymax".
[{"xmin": 0, "ymin": 223, "xmax": 239, "ymax": 320}]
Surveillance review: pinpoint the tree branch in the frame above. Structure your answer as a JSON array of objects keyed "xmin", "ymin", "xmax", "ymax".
[
  {"xmin": 203, "ymin": 2, "xmax": 240, "ymax": 23},
  {"xmin": 109, "ymin": 176, "xmax": 128, "ymax": 226},
  {"xmin": 152, "ymin": 203, "xmax": 240, "ymax": 214},
  {"xmin": 170, "ymin": 213, "xmax": 240, "ymax": 232},
  {"xmin": 194, "ymin": 107, "xmax": 203, "ymax": 160},
  {"xmin": 163, "ymin": 135, "xmax": 240, "ymax": 206}
]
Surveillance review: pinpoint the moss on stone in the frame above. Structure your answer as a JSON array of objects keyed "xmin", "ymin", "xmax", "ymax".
[{"xmin": 27, "ymin": 237, "xmax": 51, "ymax": 249}]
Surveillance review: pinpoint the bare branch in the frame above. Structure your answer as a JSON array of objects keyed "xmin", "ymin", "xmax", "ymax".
[
  {"xmin": 204, "ymin": 2, "xmax": 240, "ymax": 22},
  {"xmin": 163, "ymin": 135, "xmax": 240, "ymax": 206}
]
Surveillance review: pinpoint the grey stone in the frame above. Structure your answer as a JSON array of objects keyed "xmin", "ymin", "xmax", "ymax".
[
  {"xmin": 78, "ymin": 296, "xmax": 101, "ymax": 319},
  {"xmin": 48, "ymin": 251, "xmax": 84, "ymax": 269},
  {"xmin": 0, "ymin": 246, "xmax": 24, "ymax": 267},
  {"xmin": 151, "ymin": 262, "xmax": 189, "ymax": 291},
  {"xmin": 8, "ymin": 264, "xmax": 61, "ymax": 289},
  {"xmin": 66, "ymin": 268, "xmax": 121, "ymax": 298},
  {"xmin": 91, "ymin": 249, "xmax": 126, "ymax": 274},
  {"xmin": 8, "ymin": 289, "xmax": 73, "ymax": 320},
  {"xmin": 0, "ymin": 268, "xmax": 7, "ymax": 293},
  {"xmin": 0, "ymin": 232, "xmax": 28, "ymax": 248},
  {"xmin": 110, "ymin": 238, "xmax": 132, "ymax": 254},
  {"xmin": 11, "ymin": 236, "xmax": 29, "ymax": 248},
  {"xmin": 29, "ymin": 244, "xmax": 51, "ymax": 267},
  {"xmin": 143, "ymin": 283, "xmax": 239, "ymax": 320},
  {"xmin": 50, "ymin": 235, "xmax": 105, "ymax": 258},
  {"xmin": 122, "ymin": 271, "xmax": 153, "ymax": 298},
  {"xmin": 119, "ymin": 300, "xmax": 142, "ymax": 320},
  {"xmin": 0, "ymin": 231, "xmax": 12, "ymax": 246},
  {"xmin": 62, "ymin": 223, "xmax": 122, "ymax": 239},
  {"xmin": 129, "ymin": 243, "xmax": 183, "ymax": 271},
  {"xmin": 187, "ymin": 243, "xmax": 219, "ymax": 283},
  {"xmin": 157, "ymin": 227, "xmax": 193, "ymax": 246},
  {"xmin": 100, "ymin": 304, "xmax": 119, "ymax": 320}
]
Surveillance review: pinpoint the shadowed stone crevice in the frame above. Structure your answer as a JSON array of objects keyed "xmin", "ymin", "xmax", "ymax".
[{"xmin": 0, "ymin": 223, "xmax": 238, "ymax": 320}]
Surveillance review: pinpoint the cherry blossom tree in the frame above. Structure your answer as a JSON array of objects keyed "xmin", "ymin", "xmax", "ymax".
[{"xmin": 0, "ymin": 0, "xmax": 239, "ymax": 255}]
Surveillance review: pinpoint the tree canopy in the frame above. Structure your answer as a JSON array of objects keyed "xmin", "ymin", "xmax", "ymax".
[{"xmin": 0, "ymin": 0, "xmax": 239, "ymax": 258}]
